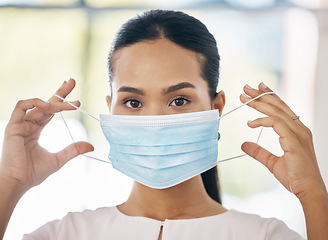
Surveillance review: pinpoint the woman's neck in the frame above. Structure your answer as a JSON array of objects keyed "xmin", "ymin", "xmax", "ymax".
[{"xmin": 117, "ymin": 176, "xmax": 226, "ymax": 221}]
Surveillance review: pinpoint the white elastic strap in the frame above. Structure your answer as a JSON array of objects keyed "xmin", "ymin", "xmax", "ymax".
[
  {"xmin": 54, "ymin": 94, "xmax": 100, "ymax": 122},
  {"xmin": 56, "ymin": 91, "xmax": 275, "ymax": 165},
  {"xmin": 219, "ymin": 92, "xmax": 276, "ymax": 119},
  {"xmin": 217, "ymin": 127, "xmax": 264, "ymax": 163},
  {"xmin": 217, "ymin": 91, "xmax": 275, "ymax": 163},
  {"xmin": 218, "ymin": 154, "xmax": 246, "ymax": 163},
  {"xmin": 57, "ymin": 97, "xmax": 111, "ymax": 164}
]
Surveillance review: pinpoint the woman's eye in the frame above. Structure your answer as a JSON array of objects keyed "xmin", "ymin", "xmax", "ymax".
[
  {"xmin": 124, "ymin": 99, "xmax": 142, "ymax": 108},
  {"xmin": 170, "ymin": 97, "xmax": 190, "ymax": 107}
]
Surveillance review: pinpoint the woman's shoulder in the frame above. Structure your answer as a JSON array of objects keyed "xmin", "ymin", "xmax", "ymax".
[
  {"xmin": 65, "ymin": 206, "xmax": 118, "ymax": 220},
  {"xmin": 224, "ymin": 209, "xmax": 279, "ymax": 223},
  {"xmin": 51, "ymin": 206, "xmax": 119, "ymax": 225},
  {"xmin": 219, "ymin": 209, "xmax": 304, "ymax": 239},
  {"xmin": 22, "ymin": 206, "xmax": 119, "ymax": 240}
]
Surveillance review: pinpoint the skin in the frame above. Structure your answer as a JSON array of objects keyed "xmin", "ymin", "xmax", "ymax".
[
  {"xmin": 0, "ymin": 38, "xmax": 327, "ymax": 239},
  {"xmin": 0, "ymin": 80, "xmax": 94, "ymax": 239},
  {"xmin": 241, "ymin": 84, "xmax": 328, "ymax": 239},
  {"xmin": 107, "ymin": 39, "xmax": 226, "ymax": 220}
]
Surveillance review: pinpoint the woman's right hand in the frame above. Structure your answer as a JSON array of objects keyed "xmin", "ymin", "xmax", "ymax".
[{"xmin": 0, "ymin": 79, "xmax": 94, "ymax": 193}]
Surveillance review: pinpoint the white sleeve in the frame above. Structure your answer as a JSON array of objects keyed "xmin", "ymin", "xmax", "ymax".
[
  {"xmin": 22, "ymin": 218, "xmax": 63, "ymax": 240},
  {"xmin": 21, "ymin": 207, "xmax": 116, "ymax": 240},
  {"xmin": 22, "ymin": 235, "xmax": 38, "ymax": 240},
  {"xmin": 266, "ymin": 218, "xmax": 305, "ymax": 240}
]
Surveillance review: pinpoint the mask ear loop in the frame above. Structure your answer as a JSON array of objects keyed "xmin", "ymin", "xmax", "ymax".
[
  {"xmin": 54, "ymin": 94, "xmax": 100, "ymax": 122},
  {"xmin": 53, "ymin": 92, "xmax": 275, "ymax": 165},
  {"xmin": 54, "ymin": 94, "xmax": 111, "ymax": 165},
  {"xmin": 217, "ymin": 92, "xmax": 276, "ymax": 163}
]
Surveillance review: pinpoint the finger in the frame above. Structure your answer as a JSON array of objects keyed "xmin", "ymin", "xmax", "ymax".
[
  {"xmin": 55, "ymin": 141, "xmax": 94, "ymax": 169},
  {"xmin": 248, "ymin": 116, "xmax": 302, "ymax": 153},
  {"xmin": 24, "ymin": 100, "xmax": 81, "ymax": 124},
  {"xmin": 241, "ymin": 83, "xmax": 310, "ymax": 136},
  {"xmin": 241, "ymin": 141, "xmax": 290, "ymax": 190},
  {"xmin": 9, "ymin": 98, "xmax": 49, "ymax": 124},
  {"xmin": 48, "ymin": 78, "xmax": 76, "ymax": 103},
  {"xmin": 241, "ymin": 141, "xmax": 282, "ymax": 175},
  {"xmin": 240, "ymin": 94, "xmax": 304, "ymax": 136},
  {"xmin": 23, "ymin": 78, "xmax": 78, "ymax": 124},
  {"xmin": 243, "ymin": 83, "xmax": 279, "ymax": 102},
  {"xmin": 243, "ymin": 83, "xmax": 294, "ymax": 115},
  {"xmin": 242, "ymin": 83, "xmax": 301, "ymax": 124}
]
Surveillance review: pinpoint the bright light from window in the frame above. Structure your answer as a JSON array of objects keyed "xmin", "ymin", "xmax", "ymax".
[
  {"xmin": 0, "ymin": 0, "xmax": 77, "ymax": 6},
  {"xmin": 225, "ymin": 0, "xmax": 275, "ymax": 8},
  {"xmin": 289, "ymin": 0, "xmax": 322, "ymax": 8}
]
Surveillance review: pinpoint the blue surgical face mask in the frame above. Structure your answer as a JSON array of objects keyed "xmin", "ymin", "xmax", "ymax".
[
  {"xmin": 54, "ymin": 92, "xmax": 275, "ymax": 189},
  {"xmin": 100, "ymin": 110, "xmax": 219, "ymax": 189}
]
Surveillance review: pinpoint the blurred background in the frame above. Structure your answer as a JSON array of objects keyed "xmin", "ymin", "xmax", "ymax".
[{"xmin": 1, "ymin": 0, "xmax": 328, "ymax": 238}]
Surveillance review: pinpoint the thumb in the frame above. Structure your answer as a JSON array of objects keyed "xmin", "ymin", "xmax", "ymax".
[
  {"xmin": 241, "ymin": 141, "xmax": 279, "ymax": 173},
  {"xmin": 55, "ymin": 141, "xmax": 94, "ymax": 168}
]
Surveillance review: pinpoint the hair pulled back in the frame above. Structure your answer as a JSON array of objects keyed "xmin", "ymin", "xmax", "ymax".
[{"xmin": 108, "ymin": 9, "xmax": 222, "ymax": 204}]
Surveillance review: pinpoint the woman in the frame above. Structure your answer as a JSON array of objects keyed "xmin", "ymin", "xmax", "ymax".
[{"xmin": 0, "ymin": 9, "xmax": 327, "ymax": 239}]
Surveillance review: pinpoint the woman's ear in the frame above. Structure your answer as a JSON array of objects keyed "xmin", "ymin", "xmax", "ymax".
[
  {"xmin": 212, "ymin": 91, "xmax": 225, "ymax": 116},
  {"xmin": 106, "ymin": 95, "xmax": 111, "ymax": 113}
]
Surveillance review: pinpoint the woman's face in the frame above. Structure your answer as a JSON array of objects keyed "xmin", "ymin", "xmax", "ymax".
[{"xmin": 108, "ymin": 39, "xmax": 224, "ymax": 115}]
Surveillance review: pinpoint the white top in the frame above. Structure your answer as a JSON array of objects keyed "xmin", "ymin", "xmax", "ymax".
[{"xmin": 23, "ymin": 206, "xmax": 304, "ymax": 240}]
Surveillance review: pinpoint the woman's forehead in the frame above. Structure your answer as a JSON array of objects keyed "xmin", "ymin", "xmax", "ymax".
[{"xmin": 111, "ymin": 39, "xmax": 204, "ymax": 90}]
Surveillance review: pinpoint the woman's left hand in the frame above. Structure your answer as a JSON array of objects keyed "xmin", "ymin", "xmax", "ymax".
[{"xmin": 240, "ymin": 82, "xmax": 327, "ymax": 201}]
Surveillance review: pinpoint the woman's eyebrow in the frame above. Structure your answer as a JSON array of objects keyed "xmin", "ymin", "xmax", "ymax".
[
  {"xmin": 162, "ymin": 82, "xmax": 196, "ymax": 95},
  {"xmin": 117, "ymin": 86, "xmax": 145, "ymax": 96}
]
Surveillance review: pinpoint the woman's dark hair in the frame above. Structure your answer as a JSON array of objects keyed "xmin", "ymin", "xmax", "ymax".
[{"xmin": 108, "ymin": 9, "xmax": 222, "ymax": 204}]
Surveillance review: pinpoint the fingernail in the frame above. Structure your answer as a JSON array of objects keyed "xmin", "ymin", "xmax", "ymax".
[
  {"xmin": 247, "ymin": 120, "xmax": 253, "ymax": 124},
  {"xmin": 260, "ymin": 82, "xmax": 268, "ymax": 88},
  {"xmin": 70, "ymin": 101, "xmax": 80, "ymax": 107},
  {"xmin": 241, "ymin": 93, "xmax": 251, "ymax": 98},
  {"xmin": 62, "ymin": 80, "xmax": 67, "ymax": 86},
  {"xmin": 245, "ymin": 84, "xmax": 253, "ymax": 89}
]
